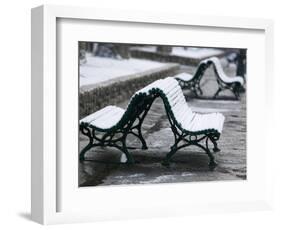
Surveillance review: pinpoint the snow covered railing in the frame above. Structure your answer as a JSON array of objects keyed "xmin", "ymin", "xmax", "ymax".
[
  {"xmin": 206, "ymin": 57, "xmax": 245, "ymax": 99},
  {"xmin": 174, "ymin": 59, "xmax": 211, "ymax": 96},
  {"xmin": 80, "ymin": 77, "xmax": 225, "ymax": 168}
]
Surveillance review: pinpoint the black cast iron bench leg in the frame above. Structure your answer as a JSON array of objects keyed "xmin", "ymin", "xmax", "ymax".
[
  {"xmin": 121, "ymin": 138, "xmax": 135, "ymax": 164},
  {"xmin": 161, "ymin": 134, "xmax": 218, "ymax": 170}
]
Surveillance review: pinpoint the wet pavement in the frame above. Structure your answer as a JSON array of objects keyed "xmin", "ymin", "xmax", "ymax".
[{"xmin": 79, "ymin": 63, "xmax": 246, "ymax": 186}]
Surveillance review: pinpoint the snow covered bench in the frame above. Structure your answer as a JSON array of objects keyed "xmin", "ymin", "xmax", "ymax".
[
  {"xmin": 206, "ymin": 57, "xmax": 245, "ymax": 99},
  {"xmin": 80, "ymin": 77, "xmax": 225, "ymax": 168},
  {"xmin": 79, "ymin": 80, "xmax": 161, "ymax": 163},
  {"xmin": 154, "ymin": 77, "xmax": 225, "ymax": 168},
  {"xmin": 174, "ymin": 59, "xmax": 211, "ymax": 96}
]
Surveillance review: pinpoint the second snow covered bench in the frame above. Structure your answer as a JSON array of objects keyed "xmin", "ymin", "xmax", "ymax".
[{"xmin": 174, "ymin": 59, "xmax": 211, "ymax": 96}]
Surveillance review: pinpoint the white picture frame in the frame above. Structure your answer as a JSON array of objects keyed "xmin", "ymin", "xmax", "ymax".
[{"xmin": 31, "ymin": 4, "xmax": 274, "ymax": 225}]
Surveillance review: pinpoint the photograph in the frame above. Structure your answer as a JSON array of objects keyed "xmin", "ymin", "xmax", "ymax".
[{"xmin": 78, "ymin": 42, "xmax": 247, "ymax": 187}]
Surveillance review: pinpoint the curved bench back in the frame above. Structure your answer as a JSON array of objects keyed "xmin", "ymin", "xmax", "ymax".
[
  {"xmin": 207, "ymin": 57, "xmax": 244, "ymax": 85},
  {"xmin": 105, "ymin": 77, "xmax": 193, "ymax": 133},
  {"xmin": 115, "ymin": 80, "xmax": 162, "ymax": 131},
  {"xmin": 193, "ymin": 59, "xmax": 211, "ymax": 82},
  {"xmin": 155, "ymin": 77, "xmax": 194, "ymax": 133}
]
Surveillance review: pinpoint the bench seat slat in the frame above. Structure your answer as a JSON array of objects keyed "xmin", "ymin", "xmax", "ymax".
[
  {"xmin": 90, "ymin": 108, "xmax": 125, "ymax": 130},
  {"xmin": 183, "ymin": 112, "xmax": 225, "ymax": 133},
  {"xmin": 90, "ymin": 107, "xmax": 125, "ymax": 129},
  {"xmin": 81, "ymin": 105, "xmax": 125, "ymax": 130},
  {"xmin": 80, "ymin": 106, "xmax": 118, "ymax": 124}
]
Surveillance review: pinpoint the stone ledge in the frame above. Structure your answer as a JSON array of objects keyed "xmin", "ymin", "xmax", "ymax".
[
  {"xmin": 130, "ymin": 50, "xmax": 227, "ymax": 66},
  {"xmin": 79, "ymin": 63, "xmax": 180, "ymax": 118}
]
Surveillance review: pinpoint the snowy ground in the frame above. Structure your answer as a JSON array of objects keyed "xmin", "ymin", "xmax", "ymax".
[
  {"xmin": 172, "ymin": 47, "xmax": 224, "ymax": 58},
  {"xmin": 80, "ymin": 54, "xmax": 165, "ymax": 86},
  {"xmin": 131, "ymin": 46, "xmax": 224, "ymax": 59},
  {"xmin": 79, "ymin": 62, "xmax": 246, "ymax": 186}
]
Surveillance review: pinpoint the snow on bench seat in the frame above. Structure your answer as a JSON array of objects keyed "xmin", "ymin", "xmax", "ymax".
[
  {"xmin": 80, "ymin": 105, "xmax": 125, "ymax": 130},
  {"xmin": 182, "ymin": 112, "xmax": 224, "ymax": 133}
]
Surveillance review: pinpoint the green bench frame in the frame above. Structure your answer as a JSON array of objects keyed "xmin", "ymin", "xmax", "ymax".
[
  {"xmin": 175, "ymin": 60, "xmax": 211, "ymax": 96},
  {"xmin": 79, "ymin": 92, "xmax": 156, "ymax": 163},
  {"xmin": 149, "ymin": 87, "xmax": 221, "ymax": 169}
]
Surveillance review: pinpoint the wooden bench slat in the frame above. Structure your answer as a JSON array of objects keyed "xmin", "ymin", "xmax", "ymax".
[
  {"xmin": 182, "ymin": 112, "xmax": 224, "ymax": 133},
  {"xmin": 80, "ymin": 105, "xmax": 118, "ymax": 124},
  {"xmin": 89, "ymin": 106, "xmax": 125, "ymax": 129},
  {"xmin": 91, "ymin": 109, "xmax": 125, "ymax": 130}
]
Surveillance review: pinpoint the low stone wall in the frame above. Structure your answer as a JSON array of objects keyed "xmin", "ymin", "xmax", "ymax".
[
  {"xmin": 130, "ymin": 50, "xmax": 227, "ymax": 66},
  {"xmin": 79, "ymin": 63, "xmax": 180, "ymax": 118}
]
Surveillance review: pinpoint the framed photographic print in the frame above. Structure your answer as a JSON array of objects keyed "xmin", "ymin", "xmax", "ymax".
[{"xmin": 31, "ymin": 5, "xmax": 274, "ymax": 225}]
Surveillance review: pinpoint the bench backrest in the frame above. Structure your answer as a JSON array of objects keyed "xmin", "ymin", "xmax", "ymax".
[
  {"xmin": 115, "ymin": 80, "xmax": 162, "ymax": 130},
  {"xmin": 207, "ymin": 57, "xmax": 244, "ymax": 85},
  {"xmin": 193, "ymin": 59, "xmax": 212, "ymax": 82},
  {"xmin": 155, "ymin": 77, "xmax": 194, "ymax": 132},
  {"xmin": 104, "ymin": 77, "xmax": 192, "ymax": 133}
]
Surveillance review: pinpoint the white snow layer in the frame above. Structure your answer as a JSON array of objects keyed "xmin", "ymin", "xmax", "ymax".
[
  {"xmin": 172, "ymin": 47, "xmax": 224, "ymax": 59},
  {"xmin": 80, "ymin": 54, "xmax": 164, "ymax": 86}
]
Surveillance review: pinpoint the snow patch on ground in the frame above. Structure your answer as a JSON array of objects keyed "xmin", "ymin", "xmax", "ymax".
[
  {"xmin": 138, "ymin": 173, "xmax": 194, "ymax": 184},
  {"xmin": 181, "ymin": 172, "xmax": 194, "ymax": 176},
  {"xmin": 190, "ymin": 107, "xmax": 233, "ymax": 113},
  {"xmin": 114, "ymin": 173, "xmax": 146, "ymax": 179},
  {"xmin": 80, "ymin": 54, "xmax": 165, "ymax": 86},
  {"xmin": 172, "ymin": 47, "xmax": 224, "ymax": 59},
  {"xmin": 139, "ymin": 175, "xmax": 177, "ymax": 184}
]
